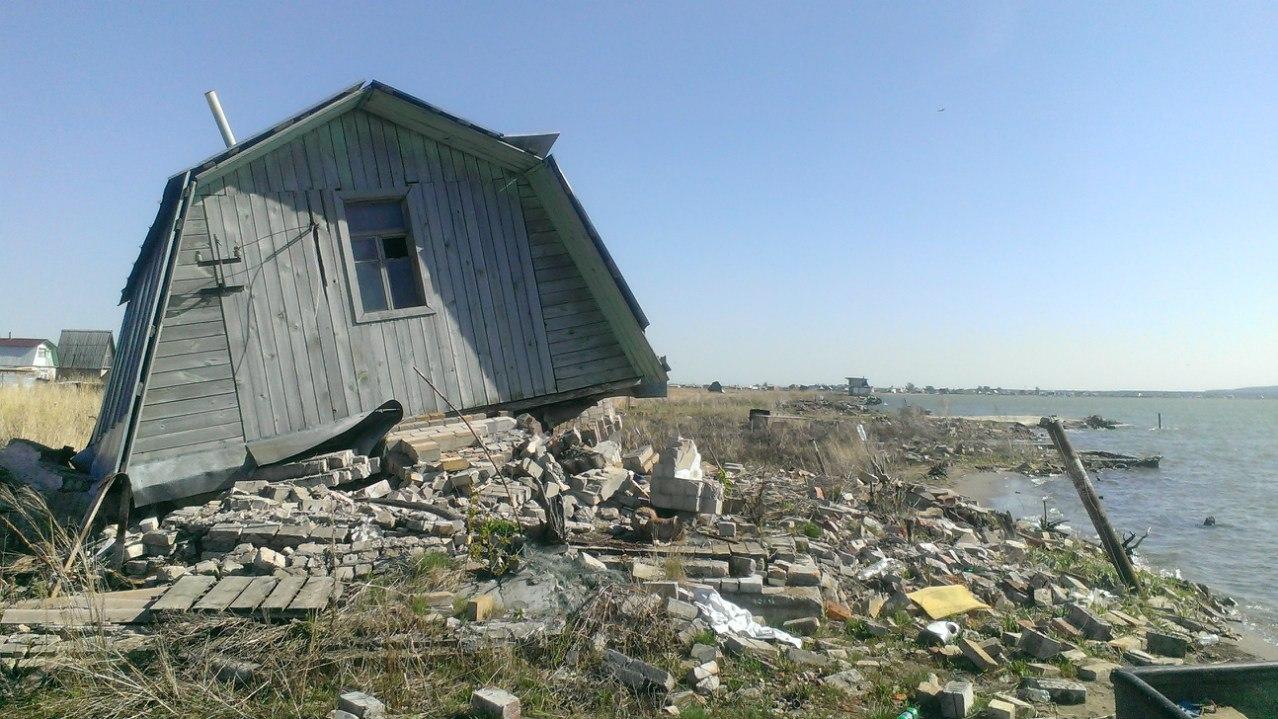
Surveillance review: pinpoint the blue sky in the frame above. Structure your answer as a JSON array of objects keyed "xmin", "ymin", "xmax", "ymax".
[{"xmin": 1, "ymin": 2, "xmax": 1275, "ymax": 391}]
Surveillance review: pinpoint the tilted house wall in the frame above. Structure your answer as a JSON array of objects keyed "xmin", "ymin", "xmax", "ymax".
[{"xmin": 81, "ymin": 81, "xmax": 667, "ymax": 505}]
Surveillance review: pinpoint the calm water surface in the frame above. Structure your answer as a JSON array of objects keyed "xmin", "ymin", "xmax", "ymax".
[{"xmin": 879, "ymin": 393, "xmax": 1278, "ymax": 642}]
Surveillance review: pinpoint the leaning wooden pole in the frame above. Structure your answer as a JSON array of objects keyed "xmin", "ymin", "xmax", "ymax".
[{"xmin": 1040, "ymin": 417, "xmax": 1142, "ymax": 591}]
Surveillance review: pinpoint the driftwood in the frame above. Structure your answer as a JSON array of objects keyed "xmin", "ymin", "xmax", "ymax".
[{"xmin": 1040, "ymin": 417, "xmax": 1142, "ymax": 591}]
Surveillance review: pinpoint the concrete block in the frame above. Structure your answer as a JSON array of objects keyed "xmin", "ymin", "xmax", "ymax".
[
  {"xmin": 1147, "ymin": 630, "xmax": 1190, "ymax": 658},
  {"xmin": 1022, "ymin": 677, "xmax": 1086, "ymax": 705},
  {"xmin": 940, "ymin": 679, "xmax": 974, "ymax": 717},
  {"xmin": 471, "ymin": 687, "xmax": 521, "ymax": 718},
  {"xmin": 986, "ymin": 698, "xmax": 1017, "ymax": 719},
  {"xmin": 337, "ymin": 691, "xmax": 385, "ymax": 718}
]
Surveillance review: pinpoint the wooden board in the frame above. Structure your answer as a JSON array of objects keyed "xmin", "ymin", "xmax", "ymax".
[
  {"xmin": 192, "ymin": 576, "xmax": 253, "ymax": 611},
  {"xmin": 287, "ymin": 576, "xmax": 338, "ymax": 612},
  {"xmin": 149, "ymin": 575, "xmax": 218, "ymax": 611},
  {"xmin": 258, "ymin": 575, "xmax": 307, "ymax": 611},
  {"xmin": 227, "ymin": 576, "xmax": 279, "ymax": 611}
]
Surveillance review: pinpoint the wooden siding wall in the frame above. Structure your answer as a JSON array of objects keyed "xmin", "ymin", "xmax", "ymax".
[
  {"xmin": 516, "ymin": 184, "xmax": 634, "ymax": 392},
  {"xmin": 182, "ymin": 108, "xmax": 633, "ymax": 443},
  {"xmin": 132, "ymin": 212, "xmax": 245, "ymax": 460}
]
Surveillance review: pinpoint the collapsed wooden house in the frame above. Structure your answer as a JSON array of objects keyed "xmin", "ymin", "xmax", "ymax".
[{"xmin": 77, "ymin": 81, "xmax": 667, "ymax": 506}]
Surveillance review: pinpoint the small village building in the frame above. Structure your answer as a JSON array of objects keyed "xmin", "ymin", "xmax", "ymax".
[
  {"xmin": 79, "ymin": 81, "xmax": 667, "ymax": 506},
  {"xmin": 0, "ymin": 338, "xmax": 58, "ymax": 386},
  {"xmin": 56, "ymin": 330, "xmax": 115, "ymax": 382},
  {"xmin": 846, "ymin": 377, "xmax": 872, "ymax": 396}
]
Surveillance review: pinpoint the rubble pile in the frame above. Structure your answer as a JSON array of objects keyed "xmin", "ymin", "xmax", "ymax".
[{"xmin": 0, "ymin": 400, "xmax": 1261, "ymax": 717}]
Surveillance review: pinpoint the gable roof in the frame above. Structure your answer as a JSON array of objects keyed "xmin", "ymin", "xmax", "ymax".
[
  {"xmin": 0, "ymin": 338, "xmax": 51, "ymax": 349},
  {"xmin": 118, "ymin": 81, "xmax": 648, "ymax": 331},
  {"xmin": 58, "ymin": 330, "xmax": 115, "ymax": 370}
]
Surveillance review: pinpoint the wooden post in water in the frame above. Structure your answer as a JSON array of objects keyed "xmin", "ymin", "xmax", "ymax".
[
  {"xmin": 1157, "ymin": 412, "xmax": 1162, "ymax": 430},
  {"xmin": 1040, "ymin": 416, "xmax": 1142, "ymax": 591}
]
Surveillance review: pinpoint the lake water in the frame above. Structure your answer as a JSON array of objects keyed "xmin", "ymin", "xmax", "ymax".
[{"xmin": 878, "ymin": 393, "xmax": 1278, "ymax": 643}]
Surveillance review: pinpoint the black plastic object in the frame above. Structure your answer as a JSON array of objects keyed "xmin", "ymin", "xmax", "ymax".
[{"xmin": 1113, "ymin": 662, "xmax": 1278, "ymax": 718}]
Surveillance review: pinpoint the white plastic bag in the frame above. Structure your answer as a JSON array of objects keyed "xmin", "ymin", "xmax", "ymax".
[{"xmin": 689, "ymin": 586, "xmax": 803, "ymax": 648}]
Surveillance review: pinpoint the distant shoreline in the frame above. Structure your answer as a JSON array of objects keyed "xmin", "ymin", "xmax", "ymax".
[{"xmin": 668, "ymin": 385, "xmax": 1277, "ymax": 399}]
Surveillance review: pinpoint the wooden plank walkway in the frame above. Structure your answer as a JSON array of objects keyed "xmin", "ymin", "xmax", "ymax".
[
  {"xmin": 157, "ymin": 575, "xmax": 342, "ymax": 615},
  {"xmin": 1, "ymin": 575, "xmax": 345, "ymax": 627}
]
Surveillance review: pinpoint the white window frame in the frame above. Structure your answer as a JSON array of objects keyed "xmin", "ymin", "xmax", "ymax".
[{"xmin": 335, "ymin": 188, "xmax": 436, "ymax": 323}]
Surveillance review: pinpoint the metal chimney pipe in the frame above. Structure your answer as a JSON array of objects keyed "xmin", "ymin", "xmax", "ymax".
[{"xmin": 204, "ymin": 90, "xmax": 236, "ymax": 148}]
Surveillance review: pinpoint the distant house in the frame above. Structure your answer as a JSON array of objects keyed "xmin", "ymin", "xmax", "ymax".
[
  {"xmin": 0, "ymin": 338, "xmax": 58, "ymax": 386},
  {"xmin": 846, "ymin": 377, "xmax": 872, "ymax": 396},
  {"xmin": 57, "ymin": 330, "xmax": 116, "ymax": 382}
]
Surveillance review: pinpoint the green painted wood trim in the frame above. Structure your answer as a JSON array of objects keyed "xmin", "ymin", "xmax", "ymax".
[{"xmin": 193, "ymin": 91, "xmax": 367, "ymax": 187}]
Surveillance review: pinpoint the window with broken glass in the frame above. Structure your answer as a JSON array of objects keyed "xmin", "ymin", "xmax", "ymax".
[{"xmin": 343, "ymin": 198, "xmax": 428, "ymax": 318}]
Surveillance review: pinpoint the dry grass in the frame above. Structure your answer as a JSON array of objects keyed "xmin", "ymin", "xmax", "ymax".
[
  {"xmin": 0, "ymin": 483, "xmax": 103, "ymax": 604},
  {"xmin": 0, "ymin": 383, "xmax": 102, "ymax": 450},
  {"xmin": 621, "ymin": 387, "xmax": 874, "ymax": 476},
  {"xmin": 1, "ymin": 572, "xmax": 696, "ymax": 719}
]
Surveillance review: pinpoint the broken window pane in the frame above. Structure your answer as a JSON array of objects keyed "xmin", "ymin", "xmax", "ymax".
[
  {"xmin": 355, "ymin": 263, "xmax": 388, "ymax": 311},
  {"xmin": 345, "ymin": 200, "xmax": 404, "ymax": 234},
  {"xmin": 386, "ymin": 258, "xmax": 423, "ymax": 309},
  {"xmin": 343, "ymin": 194, "xmax": 428, "ymax": 316},
  {"xmin": 381, "ymin": 236, "xmax": 409, "ymax": 259}
]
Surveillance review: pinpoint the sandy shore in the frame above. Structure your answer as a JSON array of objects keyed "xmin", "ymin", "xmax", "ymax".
[{"xmin": 950, "ymin": 469, "xmax": 1278, "ymax": 662}]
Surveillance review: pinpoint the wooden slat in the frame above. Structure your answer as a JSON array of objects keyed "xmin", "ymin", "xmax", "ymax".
[
  {"xmin": 171, "ymin": 262, "xmax": 217, "ymax": 282},
  {"xmin": 139, "ymin": 392, "xmax": 238, "ymax": 421},
  {"xmin": 404, "ymin": 179, "xmax": 460, "ymax": 408},
  {"xmin": 157, "ymin": 320, "xmax": 224, "ymax": 342},
  {"xmin": 287, "ymin": 576, "xmax": 338, "ymax": 612},
  {"xmin": 149, "ymin": 350, "xmax": 230, "ymax": 374},
  {"xmin": 542, "ymin": 299, "xmax": 600, "ymax": 321},
  {"xmin": 553, "ymin": 344, "xmax": 628, "ymax": 369},
  {"xmin": 154, "ymin": 334, "xmax": 229, "ymax": 358},
  {"xmin": 136, "ymin": 407, "xmax": 240, "ymax": 436},
  {"xmin": 499, "ymin": 176, "xmax": 556, "ymax": 394},
  {"xmin": 537, "ymin": 275, "xmax": 588, "ymax": 295},
  {"xmin": 544, "ymin": 310, "xmax": 605, "ymax": 332},
  {"xmin": 444, "ymin": 147, "xmax": 506, "ymax": 401},
  {"xmin": 415, "ymin": 145, "xmax": 483, "ymax": 406},
  {"xmin": 557, "ymin": 364, "xmax": 639, "ymax": 391},
  {"xmin": 257, "ymin": 191, "xmax": 309, "ymax": 430},
  {"xmin": 469, "ymin": 157, "xmax": 530, "ymax": 397},
  {"xmin": 301, "ymin": 189, "xmax": 352, "ymax": 419},
  {"xmin": 227, "ymin": 576, "xmax": 279, "ymax": 611},
  {"xmin": 150, "ymin": 575, "xmax": 217, "ymax": 611},
  {"xmin": 274, "ymin": 191, "xmax": 326, "ymax": 426},
  {"xmin": 243, "ymin": 184, "xmax": 293, "ymax": 437},
  {"xmin": 146, "ymin": 363, "xmax": 233, "ymax": 390},
  {"xmin": 192, "ymin": 576, "xmax": 253, "ymax": 612},
  {"xmin": 546, "ymin": 328, "xmax": 619, "ymax": 355},
  {"xmin": 162, "ymin": 305, "xmax": 223, "ymax": 327},
  {"xmin": 313, "ymin": 190, "xmax": 363, "ymax": 414},
  {"xmin": 131, "ymin": 422, "xmax": 242, "ymax": 453},
  {"xmin": 143, "ymin": 378, "xmax": 237, "ymax": 404},
  {"xmin": 554, "ymin": 352, "xmax": 631, "ymax": 381},
  {"xmin": 259, "ymin": 575, "xmax": 307, "ymax": 611},
  {"xmin": 547, "ymin": 321, "xmax": 615, "ymax": 346}
]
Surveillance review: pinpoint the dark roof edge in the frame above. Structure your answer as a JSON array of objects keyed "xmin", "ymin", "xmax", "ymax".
[
  {"xmin": 120, "ymin": 173, "xmax": 189, "ymax": 304},
  {"xmin": 543, "ymin": 156, "xmax": 650, "ymax": 329},
  {"xmin": 189, "ymin": 81, "xmax": 367, "ymax": 177}
]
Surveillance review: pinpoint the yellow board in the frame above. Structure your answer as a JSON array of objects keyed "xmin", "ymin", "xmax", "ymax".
[{"xmin": 906, "ymin": 585, "xmax": 990, "ymax": 619}]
